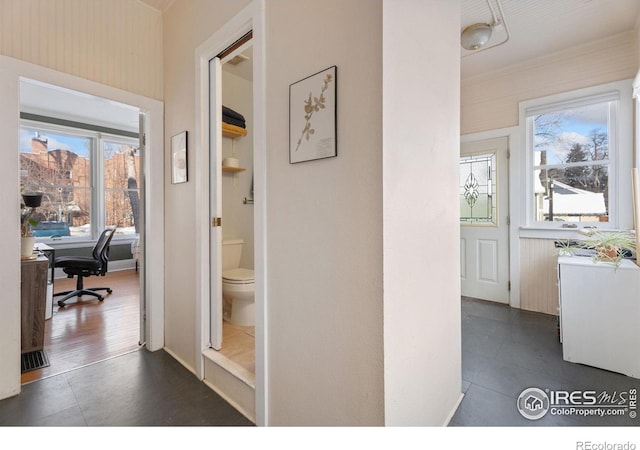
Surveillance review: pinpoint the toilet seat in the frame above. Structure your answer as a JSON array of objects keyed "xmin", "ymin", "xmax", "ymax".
[{"xmin": 222, "ymin": 268, "xmax": 254, "ymax": 284}]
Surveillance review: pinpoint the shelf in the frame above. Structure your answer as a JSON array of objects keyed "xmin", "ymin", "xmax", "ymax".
[
  {"xmin": 222, "ymin": 166, "xmax": 246, "ymax": 173},
  {"xmin": 222, "ymin": 122, "xmax": 247, "ymax": 139}
]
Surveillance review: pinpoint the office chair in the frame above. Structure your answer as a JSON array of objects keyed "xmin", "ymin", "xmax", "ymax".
[{"xmin": 53, "ymin": 228, "xmax": 116, "ymax": 307}]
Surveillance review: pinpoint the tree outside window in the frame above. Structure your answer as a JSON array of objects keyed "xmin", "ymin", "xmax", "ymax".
[
  {"xmin": 19, "ymin": 124, "xmax": 139, "ymax": 240},
  {"xmin": 531, "ymin": 101, "xmax": 611, "ymax": 223}
]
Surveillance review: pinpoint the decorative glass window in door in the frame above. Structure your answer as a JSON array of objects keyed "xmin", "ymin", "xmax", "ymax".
[{"xmin": 460, "ymin": 152, "xmax": 496, "ymax": 224}]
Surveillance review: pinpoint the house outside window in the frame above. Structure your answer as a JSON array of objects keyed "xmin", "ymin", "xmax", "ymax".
[
  {"xmin": 521, "ymin": 80, "xmax": 633, "ymax": 230},
  {"xmin": 20, "ymin": 121, "xmax": 140, "ymax": 241}
]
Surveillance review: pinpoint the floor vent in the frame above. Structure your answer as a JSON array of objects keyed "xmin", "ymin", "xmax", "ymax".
[{"xmin": 21, "ymin": 350, "xmax": 50, "ymax": 373}]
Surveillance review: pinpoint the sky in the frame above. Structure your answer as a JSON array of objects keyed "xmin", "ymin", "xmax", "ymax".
[
  {"xmin": 533, "ymin": 102, "xmax": 609, "ymax": 166},
  {"xmin": 20, "ymin": 127, "xmax": 90, "ymax": 158}
]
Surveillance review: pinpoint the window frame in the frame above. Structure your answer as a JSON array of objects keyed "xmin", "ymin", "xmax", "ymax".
[
  {"xmin": 519, "ymin": 79, "xmax": 634, "ymax": 232},
  {"xmin": 20, "ymin": 119, "xmax": 140, "ymax": 245}
]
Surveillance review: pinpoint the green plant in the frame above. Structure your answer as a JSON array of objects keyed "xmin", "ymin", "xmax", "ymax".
[
  {"xmin": 21, "ymin": 205, "xmax": 38, "ymax": 237},
  {"xmin": 559, "ymin": 229, "xmax": 636, "ymax": 266}
]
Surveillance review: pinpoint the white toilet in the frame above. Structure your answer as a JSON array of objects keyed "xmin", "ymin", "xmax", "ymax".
[{"xmin": 221, "ymin": 239, "xmax": 255, "ymax": 326}]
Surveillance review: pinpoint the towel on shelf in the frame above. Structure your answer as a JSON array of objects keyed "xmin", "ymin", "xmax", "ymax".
[{"xmin": 222, "ymin": 105, "xmax": 246, "ymax": 129}]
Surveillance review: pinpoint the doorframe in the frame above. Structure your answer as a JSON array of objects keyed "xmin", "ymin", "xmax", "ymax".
[
  {"xmin": 194, "ymin": 1, "xmax": 267, "ymax": 426},
  {"xmin": 461, "ymin": 126, "xmax": 520, "ymax": 308},
  {"xmin": 0, "ymin": 55, "xmax": 165, "ymax": 400}
]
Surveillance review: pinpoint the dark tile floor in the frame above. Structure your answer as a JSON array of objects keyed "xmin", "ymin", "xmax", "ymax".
[
  {"xmin": 451, "ymin": 297, "xmax": 640, "ymax": 426},
  {"xmin": 3, "ymin": 298, "xmax": 638, "ymax": 428},
  {"xmin": 0, "ymin": 349, "xmax": 253, "ymax": 426}
]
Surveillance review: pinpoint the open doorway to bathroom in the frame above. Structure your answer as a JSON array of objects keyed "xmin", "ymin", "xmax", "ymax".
[
  {"xmin": 200, "ymin": 31, "xmax": 257, "ymax": 421},
  {"xmin": 217, "ymin": 41, "xmax": 256, "ymax": 378}
]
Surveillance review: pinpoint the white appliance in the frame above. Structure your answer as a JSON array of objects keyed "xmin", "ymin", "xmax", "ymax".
[{"xmin": 557, "ymin": 256, "xmax": 640, "ymax": 378}]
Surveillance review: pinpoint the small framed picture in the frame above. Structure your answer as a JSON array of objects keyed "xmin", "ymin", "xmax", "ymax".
[
  {"xmin": 289, "ymin": 65, "xmax": 337, "ymax": 164},
  {"xmin": 171, "ymin": 131, "xmax": 188, "ymax": 184}
]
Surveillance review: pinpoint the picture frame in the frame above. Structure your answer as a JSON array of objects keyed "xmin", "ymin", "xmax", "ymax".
[
  {"xmin": 171, "ymin": 131, "xmax": 188, "ymax": 184},
  {"xmin": 289, "ymin": 65, "xmax": 337, "ymax": 164}
]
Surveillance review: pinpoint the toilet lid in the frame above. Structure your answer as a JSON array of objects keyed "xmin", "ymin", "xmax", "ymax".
[{"xmin": 222, "ymin": 268, "xmax": 254, "ymax": 283}]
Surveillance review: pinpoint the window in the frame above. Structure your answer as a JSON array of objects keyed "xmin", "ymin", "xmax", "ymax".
[
  {"xmin": 20, "ymin": 121, "xmax": 140, "ymax": 241},
  {"xmin": 460, "ymin": 152, "xmax": 496, "ymax": 224},
  {"xmin": 522, "ymin": 80, "xmax": 633, "ymax": 229}
]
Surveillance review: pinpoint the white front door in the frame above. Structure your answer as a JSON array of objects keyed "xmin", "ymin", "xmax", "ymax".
[{"xmin": 460, "ymin": 137, "xmax": 510, "ymax": 304}]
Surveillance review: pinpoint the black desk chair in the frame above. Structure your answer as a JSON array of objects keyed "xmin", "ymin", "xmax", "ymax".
[{"xmin": 53, "ymin": 228, "xmax": 116, "ymax": 307}]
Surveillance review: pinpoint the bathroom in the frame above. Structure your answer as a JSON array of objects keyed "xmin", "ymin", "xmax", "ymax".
[{"xmin": 219, "ymin": 47, "xmax": 255, "ymax": 375}]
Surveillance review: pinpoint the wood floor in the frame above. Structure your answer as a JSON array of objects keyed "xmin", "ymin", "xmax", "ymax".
[
  {"xmin": 21, "ymin": 269, "xmax": 142, "ymax": 384},
  {"xmin": 21, "ymin": 268, "xmax": 257, "ymax": 385}
]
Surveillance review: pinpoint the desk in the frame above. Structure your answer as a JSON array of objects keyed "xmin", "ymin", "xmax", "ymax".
[
  {"xmin": 21, "ymin": 256, "xmax": 48, "ymax": 353},
  {"xmin": 558, "ymin": 256, "xmax": 640, "ymax": 378}
]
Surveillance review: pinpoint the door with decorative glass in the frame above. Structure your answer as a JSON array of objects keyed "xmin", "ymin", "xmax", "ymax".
[{"xmin": 460, "ymin": 137, "xmax": 509, "ymax": 304}]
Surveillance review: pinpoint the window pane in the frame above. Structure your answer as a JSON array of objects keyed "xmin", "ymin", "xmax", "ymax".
[
  {"xmin": 460, "ymin": 152, "xmax": 496, "ymax": 224},
  {"xmin": 20, "ymin": 128, "xmax": 92, "ymax": 238},
  {"xmin": 534, "ymin": 165, "xmax": 609, "ymax": 223},
  {"xmin": 531, "ymin": 101, "xmax": 610, "ymax": 223},
  {"xmin": 103, "ymin": 140, "xmax": 140, "ymax": 235},
  {"xmin": 105, "ymin": 189, "xmax": 139, "ymax": 235},
  {"xmin": 533, "ymin": 103, "xmax": 609, "ymax": 166}
]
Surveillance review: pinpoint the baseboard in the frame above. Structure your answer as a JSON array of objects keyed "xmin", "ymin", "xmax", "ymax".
[
  {"xmin": 162, "ymin": 346, "xmax": 197, "ymax": 377},
  {"xmin": 203, "ymin": 377, "xmax": 256, "ymax": 424},
  {"xmin": 443, "ymin": 392, "xmax": 465, "ymax": 426}
]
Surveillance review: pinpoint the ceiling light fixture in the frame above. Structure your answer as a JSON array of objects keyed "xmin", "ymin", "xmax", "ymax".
[{"xmin": 461, "ymin": 22, "xmax": 493, "ymax": 51}]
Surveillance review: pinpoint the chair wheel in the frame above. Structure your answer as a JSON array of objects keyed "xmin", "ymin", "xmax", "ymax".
[
  {"xmin": 107, "ymin": 289, "xmax": 112, "ymax": 294},
  {"xmin": 57, "ymin": 300, "xmax": 66, "ymax": 307},
  {"xmin": 98, "ymin": 295, "xmax": 104, "ymax": 301}
]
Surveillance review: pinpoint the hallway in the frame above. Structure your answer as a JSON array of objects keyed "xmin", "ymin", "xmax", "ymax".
[{"xmin": 1, "ymin": 349, "xmax": 252, "ymax": 426}]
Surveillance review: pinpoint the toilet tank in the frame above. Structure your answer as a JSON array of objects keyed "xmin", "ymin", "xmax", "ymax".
[{"xmin": 222, "ymin": 239, "xmax": 243, "ymax": 271}]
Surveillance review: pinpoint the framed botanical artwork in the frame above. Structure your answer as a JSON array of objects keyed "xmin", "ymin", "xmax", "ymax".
[
  {"xmin": 171, "ymin": 131, "xmax": 188, "ymax": 184},
  {"xmin": 289, "ymin": 65, "xmax": 337, "ymax": 164}
]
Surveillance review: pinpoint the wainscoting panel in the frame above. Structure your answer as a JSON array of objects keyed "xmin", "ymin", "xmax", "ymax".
[
  {"xmin": 520, "ymin": 238, "xmax": 559, "ymax": 316},
  {"xmin": 0, "ymin": 0, "xmax": 163, "ymax": 100}
]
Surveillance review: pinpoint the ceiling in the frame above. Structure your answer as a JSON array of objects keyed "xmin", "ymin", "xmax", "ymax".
[{"xmin": 461, "ymin": 0, "xmax": 640, "ymax": 79}]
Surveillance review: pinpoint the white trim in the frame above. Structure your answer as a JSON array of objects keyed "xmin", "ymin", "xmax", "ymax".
[
  {"xmin": 194, "ymin": 0, "xmax": 267, "ymax": 426},
  {"xmin": 519, "ymin": 79, "xmax": 634, "ymax": 231},
  {"xmin": 0, "ymin": 55, "xmax": 164, "ymax": 400}
]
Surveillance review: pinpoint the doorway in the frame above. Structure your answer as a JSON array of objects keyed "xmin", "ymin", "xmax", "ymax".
[
  {"xmin": 19, "ymin": 79, "xmax": 144, "ymax": 382},
  {"xmin": 460, "ymin": 137, "xmax": 510, "ymax": 304},
  {"xmin": 0, "ymin": 56, "xmax": 165, "ymax": 399},
  {"xmin": 194, "ymin": 3, "xmax": 266, "ymax": 425}
]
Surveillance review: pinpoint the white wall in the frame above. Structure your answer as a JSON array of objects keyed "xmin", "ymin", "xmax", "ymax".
[
  {"xmin": 222, "ymin": 70, "xmax": 254, "ymax": 269},
  {"xmin": 264, "ymin": 0, "xmax": 384, "ymax": 425},
  {"xmin": 383, "ymin": 0, "xmax": 462, "ymax": 426},
  {"xmin": 0, "ymin": 0, "xmax": 163, "ymax": 100}
]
